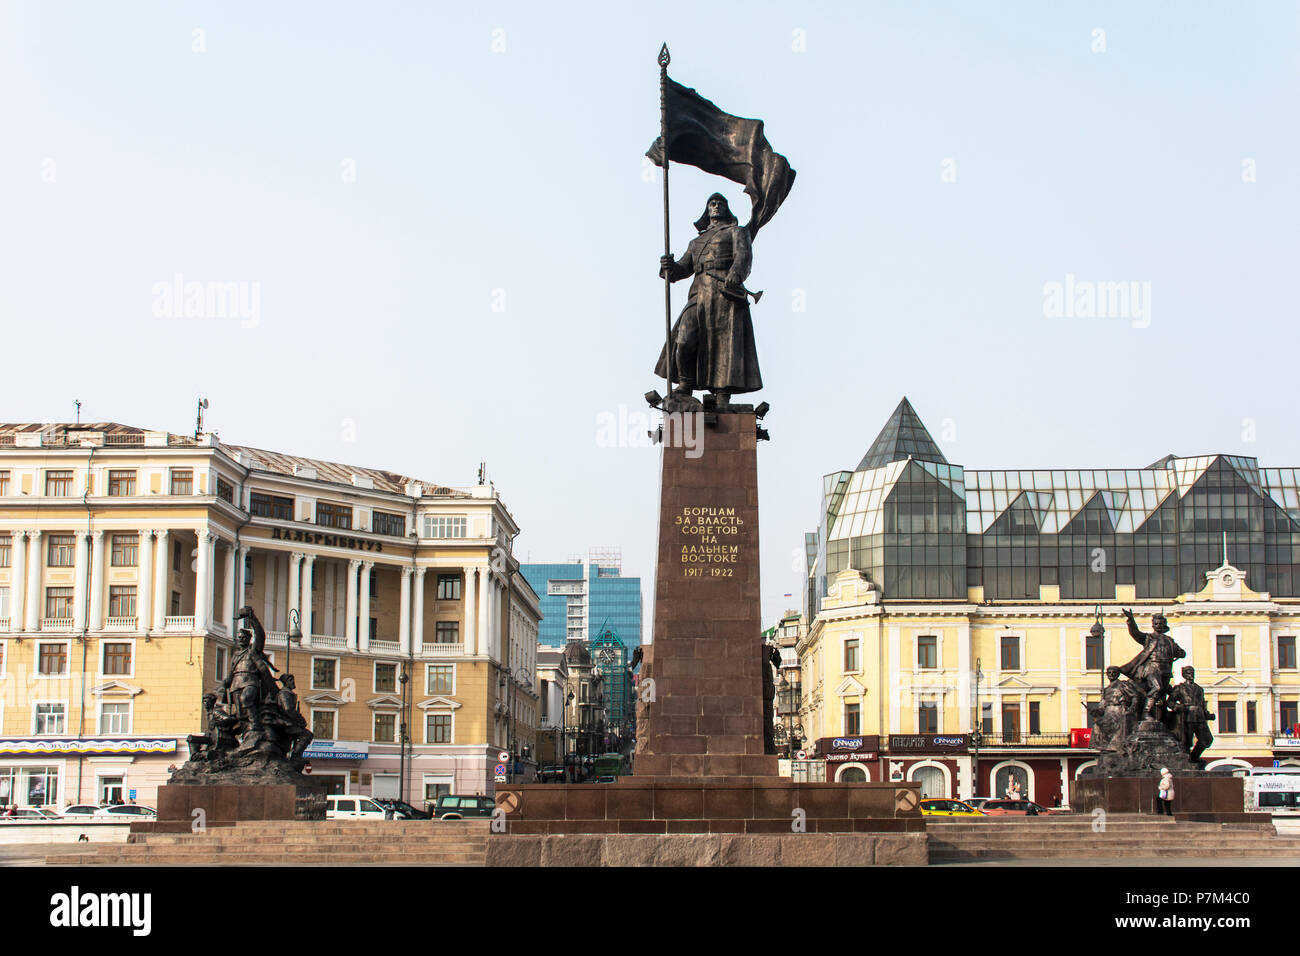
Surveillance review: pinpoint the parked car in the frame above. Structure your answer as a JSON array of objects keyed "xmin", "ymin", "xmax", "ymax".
[
  {"xmin": 919, "ymin": 798, "xmax": 985, "ymax": 817},
  {"xmin": 979, "ymin": 799, "xmax": 1056, "ymax": 817},
  {"xmin": 60, "ymin": 804, "xmax": 106, "ymax": 817},
  {"xmin": 965, "ymin": 797, "xmax": 995, "ymax": 811},
  {"xmin": 324, "ymin": 795, "xmax": 392, "ymax": 820},
  {"xmin": 0, "ymin": 807, "xmax": 61, "ymax": 821},
  {"xmin": 433, "ymin": 794, "xmax": 496, "ymax": 820},
  {"xmin": 371, "ymin": 798, "xmax": 429, "ymax": 820},
  {"xmin": 593, "ymin": 775, "xmax": 617, "ymax": 784},
  {"xmin": 93, "ymin": 805, "xmax": 157, "ymax": 818},
  {"xmin": 537, "ymin": 765, "xmax": 567, "ymax": 782}
]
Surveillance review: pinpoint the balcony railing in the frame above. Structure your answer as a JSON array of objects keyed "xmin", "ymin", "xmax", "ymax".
[
  {"xmin": 0, "ymin": 617, "xmax": 9, "ymax": 631},
  {"xmin": 419, "ymin": 642, "xmax": 465, "ymax": 657},
  {"xmin": 104, "ymin": 617, "xmax": 138, "ymax": 631},
  {"xmin": 41, "ymin": 618, "xmax": 75, "ymax": 632},
  {"xmin": 164, "ymin": 615, "xmax": 195, "ymax": 631},
  {"xmin": 976, "ymin": 732, "xmax": 1078, "ymax": 748},
  {"xmin": 370, "ymin": 640, "xmax": 400, "ymax": 655},
  {"xmin": 309, "ymin": 635, "xmax": 348, "ymax": 649}
]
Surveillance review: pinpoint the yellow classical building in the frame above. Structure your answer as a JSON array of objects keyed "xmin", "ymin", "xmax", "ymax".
[
  {"xmin": 797, "ymin": 400, "xmax": 1300, "ymax": 804},
  {"xmin": 0, "ymin": 421, "xmax": 539, "ymax": 810}
]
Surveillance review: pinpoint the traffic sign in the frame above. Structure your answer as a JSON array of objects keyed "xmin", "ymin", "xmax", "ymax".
[
  {"xmin": 303, "ymin": 762, "xmax": 313, "ymax": 775},
  {"xmin": 494, "ymin": 775, "xmax": 508, "ymax": 783},
  {"xmin": 498, "ymin": 750, "xmax": 510, "ymax": 763},
  {"xmin": 494, "ymin": 763, "xmax": 507, "ymax": 776},
  {"xmin": 1275, "ymin": 759, "xmax": 1281, "ymax": 768},
  {"xmin": 795, "ymin": 750, "xmax": 806, "ymax": 760}
]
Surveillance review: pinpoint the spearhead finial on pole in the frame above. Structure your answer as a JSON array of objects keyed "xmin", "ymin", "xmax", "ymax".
[{"xmin": 658, "ymin": 43, "xmax": 670, "ymax": 68}]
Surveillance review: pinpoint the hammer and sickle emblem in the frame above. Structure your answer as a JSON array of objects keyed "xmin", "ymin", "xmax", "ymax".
[
  {"xmin": 496, "ymin": 791, "xmax": 520, "ymax": 814},
  {"xmin": 895, "ymin": 788, "xmax": 919, "ymax": 812}
]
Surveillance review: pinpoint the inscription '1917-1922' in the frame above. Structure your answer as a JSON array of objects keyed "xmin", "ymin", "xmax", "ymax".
[{"xmin": 676, "ymin": 506, "xmax": 743, "ymax": 578}]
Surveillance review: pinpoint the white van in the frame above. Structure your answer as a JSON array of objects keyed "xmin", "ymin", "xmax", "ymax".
[
  {"xmin": 325, "ymin": 795, "xmax": 392, "ymax": 820},
  {"xmin": 1236, "ymin": 767, "xmax": 1300, "ymax": 814}
]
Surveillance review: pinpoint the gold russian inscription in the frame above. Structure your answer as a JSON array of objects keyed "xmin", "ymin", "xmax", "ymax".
[{"xmin": 676, "ymin": 505, "xmax": 744, "ymax": 577}]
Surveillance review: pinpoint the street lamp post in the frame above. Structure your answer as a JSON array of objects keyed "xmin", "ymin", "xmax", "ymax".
[
  {"xmin": 972, "ymin": 657, "xmax": 983, "ymax": 799},
  {"xmin": 399, "ymin": 666, "xmax": 410, "ymax": 804}
]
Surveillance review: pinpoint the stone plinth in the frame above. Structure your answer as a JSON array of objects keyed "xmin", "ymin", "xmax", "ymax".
[
  {"xmin": 636, "ymin": 410, "xmax": 772, "ymax": 778},
  {"xmin": 485, "ymin": 831, "xmax": 929, "ymax": 866},
  {"xmin": 1071, "ymin": 774, "xmax": 1251, "ymax": 822},
  {"xmin": 131, "ymin": 783, "xmax": 325, "ymax": 835},
  {"xmin": 494, "ymin": 779, "xmax": 925, "ymax": 834}
]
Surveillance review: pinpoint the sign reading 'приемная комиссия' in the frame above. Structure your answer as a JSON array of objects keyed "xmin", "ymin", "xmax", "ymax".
[{"xmin": 676, "ymin": 506, "xmax": 744, "ymax": 578}]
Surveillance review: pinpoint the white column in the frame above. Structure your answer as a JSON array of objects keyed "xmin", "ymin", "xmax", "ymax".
[
  {"xmin": 287, "ymin": 552, "xmax": 302, "ymax": 627},
  {"xmin": 194, "ymin": 530, "xmax": 212, "ymax": 631},
  {"xmin": 412, "ymin": 567, "xmax": 426, "ymax": 653},
  {"xmin": 345, "ymin": 559, "xmax": 360, "ymax": 647},
  {"xmin": 223, "ymin": 541, "xmax": 236, "ymax": 635},
  {"xmin": 25, "ymin": 531, "xmax": 42, "ymax": 630},
  {"xmin": 358, "ymin": 562, "xmax": 373, "ymax": 651},
  {"xmin": 477, "ymin": 567, "xmax": 490, "ymax": 659},
  {"xmin": 301, "ymin": 555, "xmax": 315, "ymax": 645},
  {"xmin": 399, "ymin": 567, "xmax": 412, "ymax": 654},
  {"xmin": 10, "ymin": 531, "xmax": 26, "ymax": 632},
  {"xmin": 72, "ymin": 532, "xmax": 89, "ymax": 631},
  {"xmin": 138, "ymin": 530, "xmax": 154, "ymax": 633},
  {"xmin": 236, "ymin": 544, "xmax": 250, "ymax": 619},
  {"xmin": 153, "ymin": 530, "xmax": 170, "ymax": 630},
  {"xmin": 89, "ymin": 530, "xmax": 106, "ymax": 630},
  {"xmin": 464, "ymin": 567, "xmax": 477, "ymax": 656}
]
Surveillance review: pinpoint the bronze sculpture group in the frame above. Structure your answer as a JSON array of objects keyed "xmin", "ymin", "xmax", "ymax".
[
  {"xmin": 1092, "ymin": 609, "xmax": 1214, "ymax": 764},
  {"xmin": 183, "ymin": 607, "xmax": 313, "ymax": 774}
]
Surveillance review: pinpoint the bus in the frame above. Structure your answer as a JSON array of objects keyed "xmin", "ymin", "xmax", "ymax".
[
  {"xmin": 1233, "ymin": 766, "xmax": 1300, "ymax": 814},
  {"xmin": 593, "ymin": 753, "xmax": 626, "ymax": 780}
]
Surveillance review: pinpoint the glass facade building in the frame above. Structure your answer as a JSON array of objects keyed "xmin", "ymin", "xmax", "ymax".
[
  {"xmin": 807, "ymin": 397, "xmax": 1300, "ymax": 617},
  {"xmin": 521, "ymin": 556, "xmax": 643, "ymax": 650}
]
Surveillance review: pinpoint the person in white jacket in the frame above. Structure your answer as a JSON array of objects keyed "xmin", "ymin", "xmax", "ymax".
[{"xmin": 1157, "ymin": 767, "xmax": 1175, "ymax": 816}]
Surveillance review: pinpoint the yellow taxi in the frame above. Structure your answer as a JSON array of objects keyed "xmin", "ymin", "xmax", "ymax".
[{"xmin": 919, "ymin": 798, "xmax": 986, "ymax": 817}]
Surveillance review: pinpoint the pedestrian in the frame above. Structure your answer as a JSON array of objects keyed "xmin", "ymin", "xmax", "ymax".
[
  {"xmin": 1005, "ymin": 778, "xmax": 1022, "ymax": 801},
  {"xmin": 1157, "ymin": 767, "xmax": 1175, "ymax": 816}
]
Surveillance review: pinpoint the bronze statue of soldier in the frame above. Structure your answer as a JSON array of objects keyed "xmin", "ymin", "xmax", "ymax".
[
  {"xmin": 1166, "ymin": 665, "xmax": 1215, "ymax": 762},
  {"xmin": 1119, "ymin": 609, "xmax": 1186, "ymax": 723},
  {"xmin": 654, "ymin": 193, "xmax": 763, "ymax": 408},
  {"xmin": 1094, "ymin": 666, "xmax": 1143, "ymax": 752},
  {"xmin": 223, "ymin": 606, "xmax": 280, "ymax": 751},
  {"xmin": 186, "ymin": 692, "xmax": 239, "ymax": 761},
  {"xmin": 267, "ymin": 673, "xmax": 314, "ymax": 769}
]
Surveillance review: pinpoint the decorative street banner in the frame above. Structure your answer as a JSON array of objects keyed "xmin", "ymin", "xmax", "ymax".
[
  {"xmin": 886, "ymin": 734, "xmax": 970, "ymax": 754},
  {"xmin": 0, "ymin": 737, "xmax": 177, "ymax": 756}
]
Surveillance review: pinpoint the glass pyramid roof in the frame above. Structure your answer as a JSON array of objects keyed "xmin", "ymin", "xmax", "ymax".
[{"xmin": 856, "ymin": 397, "xmax": 948, "ymax": 471}]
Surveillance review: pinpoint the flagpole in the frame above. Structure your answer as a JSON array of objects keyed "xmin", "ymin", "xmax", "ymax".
[{"xmin": 658, "ymin": 42, "xmax": 674, "ymax": 400}]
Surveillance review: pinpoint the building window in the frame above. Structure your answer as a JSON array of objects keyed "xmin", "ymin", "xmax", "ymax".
[
  {"xmin": 171, "ymin": 591, "xmax": 181, "ymax": 616},
  {"xmin": 107, "ymin": 470, "xmax": 136, "ymax": 496},
  {"xmin": 0, "ymin": 471, "xmax": 8, "ymax": 495},
  {"xmin": 44, "ymin": 588, "xmax": 74, "ymax": 621},
  {"xmin": 38, "ymin": 642, "xmax": 68, "ymax": 675},
  {"xmin": 374, "ymin": 662, "xmax": 397, "ymax": 693},
  {"xmin": 1215, "ymin": 635, "xmax": 1236, "ymax": 669},
  {"xmin": 312, "ymin": 658, "xmax": 338, "ymax": 691},
  {"xmin": 422, "ymin": 515, "xmax": 467, "ymax": 539},
  {"xmin": 311, "ymin": 710, "xmax": 337, "ymax": 740},
  {"xmin": 1029, "ymin": 701, "xmax": 1041, "ymax": 735},
  {"xmin": 170, "ymin": 469, "xmax": 193, "ymax": 495},
  {"xmin": 918, "ymin": 702, "xmax": 938, "ymax": 734},
  {"xmin": 214, "ymin": 645, "xmax": 229, "ymax": 681},
  {"xmin": 110, "ymin": 534, "xmax": 138, "ymax": 567},
  {"xmin": 917, "ymin": 635, "xmax": 937, "ymax": 670},
  {"xmin": 436, "ymin": 574, "xmax": 462, "ymax": 600},
  {"xmin": 843, "ymin": 638, "xmax": 859, "ymax": 673},
  {"xmin": 47, "ymin": 534, "xmax": 75, "ymax": 568},
  {"xmin": 250, "ymin": 493, "xmax": 294, "ymax": 520},
  {"xmin": 426, "ymin": 665, "xmax": 454, "ymax": 695},
  {"xmin": 424, "ymin": 777, "xmax": 453, "ymax": 805},
  {"xmin": 1001, "ymin": 702, "xmax": 1020, "ymax": 742},
  {"xmin": 1000, "ymin": 635, "xmax": 1020, "ymax": 671},
  {"xmin": 0, "ymin": 534, "xmax": 10, "ymax": 568},
  {"xmin": 215, "ymin": 476, "xmax": 234, "ymax": 503},
  {"xmin": 980, "ymin": 702, "xmax": 994, "ymax": 736},
  {"xmin": 100, "ymin": 702, "xmax": 130, "ymax": 734},
  {"xmin": 103, "ymin": 642, "xmax": 132, "ymax": 675},
  {"xmin": 45, "ymin": 470, "xmax": 73, "ymax": 496},
  {"xmin": 1217, "ymin": 699, "xmax": 1237, "ymax": 733},
  {"xmin": 107, "ymin": 587, "xmax": 137, "ymax": 620},
  {"xmin": 316, "ymin": 502, "xmax": 352, "ymax": 529},
  {"xmin": 1278, "ymin": 636, "xmax": 1297, "ymax": 671},
  {"xmin": 34, "ymin": 703, "xmax": 65, "ymax": 735},
  {"xmin": 173, "ymin": 541, "xmax": 182, "ymax": 572},
  {"xmin": 434, "ymin": 621, "xmax": 459, "ymax": 645},
  {"xmin": 1246, "ymin": 701, "xmax": 1257, "ymax": 734},
  {"xmin": 373, "ymin": 712, "xmax": 397, "ymax": 743},
  {"xmin": 845, "ymin": 702, "xmax": 861, "ymax": 735},
  {"xmin": 371, "ymin": 511, "xmax": 405, "ymax": 537},
  {"xmin": 426, "ymin": 714, "xmax": 452, "ymax": 743},
  {"xmin": 1281, "ymin": 700, "xmax": 1299, "ymax": 735},
  {"xmin": 1085, "ymin": 631, "xmax": 1103, "ymax": 671}
]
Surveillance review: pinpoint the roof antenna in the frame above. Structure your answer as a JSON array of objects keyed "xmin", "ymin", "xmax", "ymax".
[
  {"xmin": 195, "ymin": 397, "xmax": 209, "ymax": 439},
  {"xmin": 1222, "ymin": 531, "xmax": 1229, "ymax": 567},
  {"xmin": 478, "ymin": 461, "xmax": 487, "ymax": 485},
  {"xmin": 74, "ymin": 399, "xmax": 81, "ymax": 426}
]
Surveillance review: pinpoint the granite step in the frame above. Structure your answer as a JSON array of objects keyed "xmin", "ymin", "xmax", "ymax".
[{"xmin": 931, "ymin": 846, "xmax": 1300, "ymax": 860}]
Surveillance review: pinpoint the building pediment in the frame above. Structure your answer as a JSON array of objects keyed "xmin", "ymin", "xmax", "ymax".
[
  {"xmin": 1210, "ymin": 675, "xmax": 1248, "ymax": 689},
  {"xmin": 824, "ymin": 568, "xmax": 881, "ymax": 610},
  {"xmin": 1183, "ymin": 559, "xmax": 1269, "ymax": 603},
  {"xmin": 997, "ymin": 676, "xmax": 1034, "ymax": 690},
  {"xmin": 366, "ymin": 695, "xmax": 403, "ymax": 709},
  {"xmin": 304, "ymin": 692, "xmax": 348, "ymax": 706},
  {"xmin": 90, "ymin": 680, "xmax": 143, "ymax": 698},
  {"xmin": 836, "ymin": 676, "xmax": 866, "ymax": 697},
  {"xmin": 416, "ymin": 696, "xmax": 461, "ymax": 711}
]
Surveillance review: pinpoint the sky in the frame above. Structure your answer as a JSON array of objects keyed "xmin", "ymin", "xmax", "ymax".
[{"xmin": 2, "ymin": 1, "xmax": 1298, "ymax": 631}]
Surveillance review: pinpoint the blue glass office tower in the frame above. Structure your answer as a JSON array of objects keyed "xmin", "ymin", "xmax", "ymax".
[{"xmin": 521, "ymin": 556, "xmax": 643, "ymax": 649}]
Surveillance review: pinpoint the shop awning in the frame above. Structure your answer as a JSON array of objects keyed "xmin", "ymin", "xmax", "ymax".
[{"xmin": 303, "ymin": 740, "xmax": 369, "ymax": 760}]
